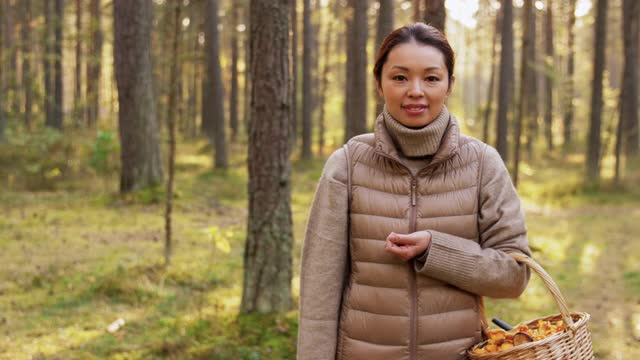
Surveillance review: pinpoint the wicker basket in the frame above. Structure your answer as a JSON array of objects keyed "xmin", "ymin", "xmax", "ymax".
[{"xmin": 467, "ymin": 253, "xmax": 594, "ymax": 360}]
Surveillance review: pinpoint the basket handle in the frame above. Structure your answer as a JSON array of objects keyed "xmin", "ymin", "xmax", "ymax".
[{"xmin": 507, "ymin": 252, "xmax": 576, "ymax": 331}]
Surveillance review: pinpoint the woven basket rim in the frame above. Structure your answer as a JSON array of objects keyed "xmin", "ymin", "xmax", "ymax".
[{"xmin": 467, "ymin": 311, "xmax": 591, "ymax": 358}]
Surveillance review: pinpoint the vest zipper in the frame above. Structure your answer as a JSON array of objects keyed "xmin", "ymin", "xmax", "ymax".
[{"xmin": 409, "ymin": 177, "xmax": 418, "ymax": 360}]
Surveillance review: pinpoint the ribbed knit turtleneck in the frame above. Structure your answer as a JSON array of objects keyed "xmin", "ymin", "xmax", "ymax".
[{"xmin": 383, "ymin": 105, "xmax": 450, "ymax": 158}]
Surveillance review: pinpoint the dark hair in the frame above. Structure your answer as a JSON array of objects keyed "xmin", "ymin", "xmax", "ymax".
[{"xmin": 373, "ymin": 23, "xmax": 455, "ymax": 87}]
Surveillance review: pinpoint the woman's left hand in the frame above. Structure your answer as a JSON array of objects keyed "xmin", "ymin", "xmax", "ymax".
[{"xmin": 385, "ymin": 231, "xmax": 432, "ymax": 261}]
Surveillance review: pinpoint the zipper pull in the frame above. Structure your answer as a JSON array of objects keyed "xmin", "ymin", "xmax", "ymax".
[{"xmin": 411, "ymin": 180, "xmax": 417, "ymax": 206}]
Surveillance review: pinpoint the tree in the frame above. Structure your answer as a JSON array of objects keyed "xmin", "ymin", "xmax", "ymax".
[
  {"xmin": 616, "ymin": 0, "xmax": 640, "ymax": 182},
  {"xmin": 241, "ymin": 0, "xmax": 294, "ymax": 313},
  {"xmin": 562, "ymin": 0, "xmax": 577, "ymax": 151},
  {"xmin": 114, "ymin": 0, "xmax": 164, "ymax": 192},
  {"xmin": 586, "ymin": 0, "xmax": 608, "ymax": 186},
  {"xmin": 86, "ymin": 0, "xmax": 102, "ymax": 127},
  {"xmin": 514, "ymin": 0, "xmax": 538, "ymax": 186},
  {"xmin": 344, "ymin": 0, "xmax": 368, "ymax": 142},
  {"xmin": 621, "ymin": 0, "xmax": 639, "ymax": 159},
  {"xmin": 53, "ymin": 0, "xmax": 64, "ymax": 129},
  {"xmin": 21, "ymin": 0, "xmax": 33, "ymax": 130},
  {"xmin": 317, "ymin": 1, "xmax": 337, "ymax": 155},
  {"xmin": 413, "ymin": 0, "xmax": 421, "ymax": 22},
  {"xmin": 375, "ymin": 0, "xmax": 394, "ymax": 116},
  {"xmin": 230, "ymin": 1, "xmax": 240, "ymax": 141},
  {"xmin": 496, "ymin": 0, "xmax": 514, "ymax": 162},
  {"xmin": 0, "ymin": 0, "xmax": 5, "ymax": 143},
  {"xmin": 424, "ymin": 0, "xmax": 446, "ymax": 33},
  {"xmin": 289, "ymin": 0, "xmax": 298, "ymax": 148},
  {"xmin": 43, "ymin": 0, "xmax": 54, "ymax": 128},
  {"xmin": 523, "ymin": 0, "xmax": 537, "ymax": 161},
  {"xmin": 301, "ymin": 0, "xmax": 313, "ymax": 159},
  {"xmin": 165, "ymin": 1, "xmax": 181, "ymax": 266},
  {"xmin": 204, "ymin": 0, "xmax": 228, "ymax": 169},
  {"xmin": 482, "ymin": 7, "xmax": 500, "ymax": 145},
  {"xmin": 74, "ymin": 0, "xmax": 82, "ymax": 127},
  {"xmin": 543, "ymin": 0, "xmax": 554, "ymax": 151}
]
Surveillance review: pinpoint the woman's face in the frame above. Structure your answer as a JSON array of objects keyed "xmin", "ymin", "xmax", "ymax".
[{"xmin": 377, "ymin": 42, "xmax": 452, "ymax": 128}]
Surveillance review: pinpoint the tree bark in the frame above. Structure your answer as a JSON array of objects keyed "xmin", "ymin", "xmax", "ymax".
[
  {"xmin": 52, "ymin": 0, "xmax": 64, "ymax": 130},
  {"xmin": 289, "ymin": 0, "xmax": 298, "ymax": 149},
  {"xmin": 5, "ymin": 0, "xmax": 18, "ymax": 116},
  {"xmin": 621, "ymin": 0, "xmax": 639, "ymax": 159},
  {"xmin": 21, "ymin": 0, "xmax": 32, "ymax": 130},
  {"xmin": 230, "ymin": 1, "xmax": 240, "ymax": 142},
  {"xmin": 523, "ymin": 0, "xmax": 537, "ymax": 161},
  {"xmin": 242, "ymin": 0, "xmax": 294, "ymax": 314},
  {"xmin": 244, "ymin": 3, "xmax": 251, "ymax": 137},
  {"xmin": 205, "ymin": 0, "xmax": 228, "ymax": 169},
  {"xmin": 0, "ymin": 0, "xmax": 5, "ymax": 143},
  {"xmin": 562, "ymin": 0, "xmax": 576, "ymax": 151},
  {"xmin": 165, "ymin": 2, "xmax": 181, "ymax": 266},
  {"xmin": 496, "ymin": 0, "xmax": 514, "ymax": 162},
  {"xmin": 114, "ymin": 0, "xmax": 164, "ymax": 192},
  {"xmin": 301, "ymin": 0, "xmax": 314, "ymax": 159},
  {"xmin": 543, "ymin": 0, "xmax": 554, "ymax": 151},
  {"xmin": 317, "ymin": 1, "xmax": 337, "ymax": 155},
  {"xmin": 483, "ymin": 8, "xmax": 500, "ymax": 145},
  {"xmin": 513, "ymin": 0, "xmax": 535, "ymax": 187},
  {"xmin": 586, "ymin": 0, "xmax": 608, "ymax": 186},
  {"xmin": 344, "ymin": 0, "xmax": 368, "ymax": 142},
  {"xmin": 375, "ymin": 0, "xmax": 394, "ymax": 116},
  {"xmin": 75, "ymin": 0, "xmax": 82, "ymax": 127},
  {"xmin": 86, "ymin": 0, "xmax": 102, "ymax": 127},
  {"xmin": 424, "ymin": 0, "xmax": 446, "ymax": 33},
  {"xmin": 43, "ymin": 0, "xmax": 54, "ymax": 128}
]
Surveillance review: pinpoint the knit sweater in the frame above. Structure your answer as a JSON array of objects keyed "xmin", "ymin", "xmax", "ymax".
[{"xmin": 297, "ymin": 108, "xmax": 530, "ymax": 359}]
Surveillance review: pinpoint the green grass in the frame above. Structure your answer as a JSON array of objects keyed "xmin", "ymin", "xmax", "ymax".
[{"xmin": 1, "ymin": 139, "xmax": 639, "ymax": 359}]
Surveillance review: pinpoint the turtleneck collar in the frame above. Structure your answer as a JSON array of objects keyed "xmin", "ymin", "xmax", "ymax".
[{"xmin": 383, "ymin": 105, "xmax": 451, "ymax": 158}]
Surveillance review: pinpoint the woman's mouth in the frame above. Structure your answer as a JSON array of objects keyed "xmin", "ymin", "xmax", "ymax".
[{"xmin": 402, "ymin": 104, "xmax": 427, "ymax": 115}]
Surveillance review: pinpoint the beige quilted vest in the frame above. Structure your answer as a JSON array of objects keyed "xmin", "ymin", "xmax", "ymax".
[{"xmin": 336, "ymin": 116, "xmax": 485, "ymax": 360}]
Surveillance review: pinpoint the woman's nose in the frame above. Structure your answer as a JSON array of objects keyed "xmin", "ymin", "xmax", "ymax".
[{"xmin": 407, "ymin": 80, "xmax": 424, "ymax": 97}]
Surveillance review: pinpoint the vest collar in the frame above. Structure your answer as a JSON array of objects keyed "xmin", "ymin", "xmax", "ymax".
[{"xmin": 374, "ymin": 108, "xmax": 461, "ymax": 169}]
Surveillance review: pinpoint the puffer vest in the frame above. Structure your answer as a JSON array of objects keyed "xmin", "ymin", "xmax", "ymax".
[{"xmin": 336, "ymin": 115, "xmax": 486, "ymax": 360}]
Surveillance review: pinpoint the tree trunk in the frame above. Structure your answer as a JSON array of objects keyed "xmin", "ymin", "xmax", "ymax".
[
  {"xmin": 543, "ymin": 0, "xmax": 554, "ymax": 151},
  {"xmin": 289, "ymin": 0, "xmax": 298, "ymax": 149},
  {"xmin": 165, "ymin": 2, "xmax": 181, "ymax": 266},
  {"xmin": 0, "ymin": 0, "xmax": 5, "ymax": 143},
  {"xmin": 513, "ymin": 0, "xmax": 535, "ymax": 187},
  {"xmin": 114, "ymin": 0, "xmax": 164, "ymax": 192},
  {"xmin": 5, "ymin": 0, "xmax": 18, "ymax": 116},
  {"xmin": 345, "ymin": 0, "xmax": 368, "ymax": 142},
  {"xmin": 75, "ymin": 0, "xmax": 82, "ymax": 127},
  {"xmin": 483, "ymin": 9, "xmax": 500, "ymax": 145},
  {"xmin": 621, "ymin": 0, "xmax": 639, "ymax": 160},
  {"xmin": 242, "ymin": 0, "xmax": 294, "ymax": 314},
  {"xmin": 21, "ymin": 0, "xmax": 32, "ymax": 130},
  {"xmin": 244, "ymin": 3, "xmax": 251, "ymax": 137},
  {"xmin": 523, "ymin": 0, "xmax": 537, "ymax": 161},
  {"xmin": 51, "ymin": 0, "xmax": 64, "ymax": 129},
  {"xmin": 413, "ymin": 0, "xmax": 421, "ymax": 22},
  {"xmin": 317, "ymin": 1, "xmax": 336, "ymax": 155},
  {"xmin": 43, "ymin": 0, "xmax": 54, "ymax": 128},
  {"xmin": 562, "ymin": 0, "xmax": 576, "ymax": 151},
  {"xmin": 301, "ymin": 0, "xmax": 313, "ymax": 159},
  {"xmin": 424, "ymin": 0, "xmax": 446, "ymax": 33},
  {"xmin": 496, "ymin": 0, "xmax": 514, "ymax": 162},
  {"xmin": 230, "ymin": 1, "xmax": 240, "ymax": 142},
  {"xmin": 205, "ymin": 0, "xmax": 228, "ymax": 169},
  {"xmin": 86, "ymin": 0, "xmax": 102, "ymax": 127},
  {"xmin": 586, "ymin": 0, "xmax": 608, "ymax": 186},
  {"xmin": 375, "ymin": 0, "xmax": 394, "ymax": 116}
]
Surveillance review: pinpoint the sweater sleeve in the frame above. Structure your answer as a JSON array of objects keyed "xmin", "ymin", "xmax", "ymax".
[
  {"xmin": 297, "ymin": 148, "xmax": 349, "ymax": 360},
  {"xmin": 414, "ymin": 145, "xmax": 531, "ymax": 298}
]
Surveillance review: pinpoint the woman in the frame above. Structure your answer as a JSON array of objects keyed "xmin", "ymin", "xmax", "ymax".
[{"xmin": 297, "ymin": 23, "xmax": 531, "ymax": 360}]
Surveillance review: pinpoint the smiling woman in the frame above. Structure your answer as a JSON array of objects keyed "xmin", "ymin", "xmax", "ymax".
[{"xmin": 297, "ymin": 23, "xmax": 532, "ymax": 360}]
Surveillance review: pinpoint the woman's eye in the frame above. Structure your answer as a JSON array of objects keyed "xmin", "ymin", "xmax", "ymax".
[
  {"xmin": 426, "ymin": 76, "xmax": 439, "ymax": 82},
  {"xmin": 392, "ymin": 75, "xmax": 407, "ymax": 81}
]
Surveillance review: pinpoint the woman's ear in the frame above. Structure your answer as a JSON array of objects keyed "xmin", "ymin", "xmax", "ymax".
[
  {"xmin": 447, "ymin": 75, "xmax": 455, "ymax": 95},
  {"xmin": 376, "ymin": 80, "xmax": 384, "ymax": 98}
]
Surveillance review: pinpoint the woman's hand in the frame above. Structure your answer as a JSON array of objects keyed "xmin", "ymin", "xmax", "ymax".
[{"xmin": 385, "ymin": 231, "xmax": 432, "ymax": 261}]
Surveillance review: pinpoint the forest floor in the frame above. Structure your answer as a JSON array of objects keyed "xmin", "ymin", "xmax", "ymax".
[{"xmin": 1, "ymin": 139, "xmax": 640, "ymax": 359}]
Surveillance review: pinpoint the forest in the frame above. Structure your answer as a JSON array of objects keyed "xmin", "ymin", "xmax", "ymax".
[{"xmin": 0, "ymin": 0, "xmax": 639, "ymax": 359}]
